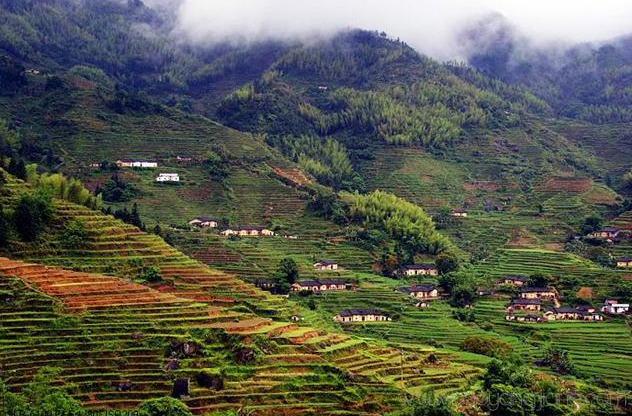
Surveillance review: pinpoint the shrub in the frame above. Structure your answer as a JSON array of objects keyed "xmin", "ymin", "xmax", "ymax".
[
  {"xmin": 460, "ymin": 336, "xmax": 513, "ymax": 358},
  {"xmin": 1, "ymin": 367, "xmax": 86, "ymax": 416},
  {"xmin": 391, "ymin": 397, "xmax": 457, "ymax": 416},
  {"xmin": 60, "ymin": 219, "xmax": 88, "ymax": 249},
  {"xmin": 435, "ymin": 251, "xmax": 459, "ymax": 274},
  {"xmin": 141, "ymin": 266, "xmax": 162, "ymax": 283},
  {"xmin": 538, "ymin": 347, "xmax": 576, "ymax": 375},
  {"xmin": 0, "ymin": 205, "xmax": 9, "ymax": 247},
  {"xmin": 137, "ymin": 397, "xmax": 192, "ymax": 416},
  {"xmin": 13, "ymin": 192, "xmax": 53, "ymax": 241}
]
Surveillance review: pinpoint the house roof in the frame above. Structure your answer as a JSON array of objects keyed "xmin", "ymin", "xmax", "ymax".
[
  {"xmin": 510, "ymin": 298, "xmax": 541, "ymax": 305},
  {"xmin": 601, "ymin": 227, "xmax": 619, "ymax": 232},
  {"xmin": 338, "ymin": 309, "xmax": 388, "ymax": 317},
  {"xmin": 519, "ymin": 287, "xmax": 555, "ymax": 293},
  {"xmin": 315, "ymin": 261, "xmax": 338, "ymax": 265},
  {"xmin": 317, "ymin": 279, "xmax": 348, "ymax": 285},
  {"xmin": 548, "ymin": 307, "xmax": 601, "ymax": 317},
  {"xmin": 551, "ymin": 307, "xmax": 580, "ymax": 314},
  {"xmin": 117, "ymin": 158, "xmax": 157, "ymax": 163},
  {"xmin": 402, "ymin": 264, "xmax": 436, "ymax": 270},
  {"xmin": 294, "ymin": 279, "xmax": 348, "ymax": 287},
  {"xmin": 191, "ymin": 217, "xmax": 219, "ymax": 222},
  {"xmin": 503, "ymin": 275, "xmax": 528, "ymax": 282},
  {"xmin": 294, "ymin": 280, "xmax": 321, "ymax": 287},
  {"xmin": 238, "ymin": 226, "xmax": 267, "ymax": 231},
  {"xmin": 617, "ymin": 257, "xmax": 632, "ymax": 262},
  {"xmin": 397, "ymin": 284, "xmax": 437, "ymax": 294},
  {"xmin": 452, "ymin": 209, "xmax": 468, "ymax": 213}
]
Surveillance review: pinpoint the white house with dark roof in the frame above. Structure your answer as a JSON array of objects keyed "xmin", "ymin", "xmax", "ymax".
[
  {"xmin": 189, "ymin": 217, "xmax": 219, "ymax": 228},
  {"xmin": 156, "ymin": 173, "xmax": 180, "ymax": 182},
  {"xmin": 291, "ymin": 279, "xmax": 349, "ymax": 292},
  {"xmin": 397, "ymin": 284, "xmax": 439, "ymax": 299},
  {"xmin": 616, "ymin": 257, "xmax": 632, "ymax": 268},
  {"xmin": 507, "ymin": 298, "xmax": 541, "ymax": 312},
  {"xmin": 601, "ymin": 299, "xmax": 629, "ymax": 315},
  {"xmin": 400, "ymin": 264, "xmax": 438, "ymax": 276},
  {"xmin": 333, "ymin": 309, "xmax": 391, "ymax": 323},
  {"xmin": 116, "ymin": 159, "xmax": 158, "ymax": 168},
  {"xmin": 220, "ymin": 226, "xmax": 274, "ymax": 237},
  {"xmin": 500, "ymin": 275, "xmax": 528, "ymax": 287},
  {"xmin": 587, "ymin": 227, "xmax": 619, "ymax": 239},
  {"xmin": 314, "ymin": 261, "xmax": 338, "ymax": 271}
]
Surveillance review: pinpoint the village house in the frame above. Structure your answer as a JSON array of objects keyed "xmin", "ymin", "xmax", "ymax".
[
  {"xmin": 314, "ymin": 261, "xmax": 339, "ymax": 271},
  {"xmin": 89, "ymin": 162, "xmax": 101, "ymax": 168},
  {"xmin": 505, "ymin": 314, "xmax": 541, "ymax": 323},
  {"xmin": 116, "ymin": 159, "xmax": 158, "ymax": 168},
  {"xmin": 543, "ymin": 307, "xmax": 603, "ymax": 322},
  {"xmin": 397, "ymin": 284, "xmax": 439, "ymax": 299},
  {"xmin": 587, "ymin": 227, "xmax": 619, "ymax": 239},
  {"xmin": 500, "ymin": 275, "xmax": 528, "ymax": 287},
  {"xmin": 616, "ymin": 257, "xmax": 632, "ymax": 268},
  {"xmin": 601, "ymin": 299, "xmax": 629, "ymax": 315},
  {"xmin": 220, "ymin": 226, "xmax": 275, "ymax": 237},
  {"xmin": 254, "ymin": 278, "xmax": 275, "ymax": 291},
  {"xmin": 507, "ymin": 298, "xmax": 541, "ymax": 312},
  {"xmin": 451, "ymin": 209, "xmax": 468, "ymax": 218},
  {"xmin": 156, "ymin": 173, "xmax": 180, "ymax": 182},
  {"xmin": 188, "ymin": 217, "xmax": 219, "ymax": 228},
  {"xmin": 519, "ymin": 287, "xmax": 557, "ymax": 302},
  {"xmin": 333, "ymin": 309, "xmax": 391, "ymax": 323},
  {"xmin": 414, "ymin": 301, "xmax": 429, "ymax": 309},
  {"xmin": 291, "ymin": 279, "xmax": 349, "ymax": 292},
  {"xmin": 400, "ymin": 264, "xmax": 438, "ymax": 276},
  {"xmin": 176, "ymin": 155, "xmax": 193, "ymax": 162}
]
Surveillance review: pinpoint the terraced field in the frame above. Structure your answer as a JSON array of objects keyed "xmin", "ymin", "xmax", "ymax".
[
  {"xmin": 473, "ymin": 248, "xmax": 622, "ymax": 295},
  {"xmin": 0, "ymin": 175, "xmax": 482, "ymax": 414},
  {"xmin": 473, "ymin": 299, "xmax": 632, "ymax": 384}
]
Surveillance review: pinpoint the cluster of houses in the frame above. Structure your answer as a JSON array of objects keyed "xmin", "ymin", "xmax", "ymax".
[
  {"xmin": 333, "ymin": 309, "xmax": 391, "ymax": 323},
  {"xmin": 507, "ymin": 304, "xmax": 604, "ymax": 323},
  {"xmin": 92, "ymin": 156, "xmax": 195, "ymax": 169},
  {"xmin": 220, "ymin": 226, "xmax": 275, "ymax": 237},
  {"xmin": 115, "ymin": 159, "xmax": 158, "ymax": 168},
  {"xmin": 601, "ymin": 299, "xmax": 629, "ymax": 314},
  {"xmin": 587, "ymin": 227, "xmax": 621, "ymax": 240},
  {"xmin": 291, "ymin": 279, "xmax": 351, "ymax": 292},
  {"xmin": 499, "ymin": 273, "xmax": 629, "ymax": 322},
  {"xmin": 584, "ymin": 227, "xmax": 632, "ymax": 268},
  {"xmin": 188, "ymin": 217, "xmax": 301, "ymax": 239}
]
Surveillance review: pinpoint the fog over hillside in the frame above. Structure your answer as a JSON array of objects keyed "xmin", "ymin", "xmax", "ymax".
[{"xmin": 173, "ymin": 0, "xmax": 632, "ymax": 60}]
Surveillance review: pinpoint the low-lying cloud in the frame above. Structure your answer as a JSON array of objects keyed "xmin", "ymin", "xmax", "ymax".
[{"xmin": 173, "ymin": 0, "xmax": 632, "ymax": 60}]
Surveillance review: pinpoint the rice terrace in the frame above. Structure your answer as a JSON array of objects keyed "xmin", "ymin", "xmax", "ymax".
[{"xmin": 1, "ymin": 1, "xmax": 632, "ymax": 416}]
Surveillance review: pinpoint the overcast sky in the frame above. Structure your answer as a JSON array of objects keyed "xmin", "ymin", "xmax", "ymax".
[{"xmin": 174, "ymin": 0, "xmax": 632, "ymax": 60}]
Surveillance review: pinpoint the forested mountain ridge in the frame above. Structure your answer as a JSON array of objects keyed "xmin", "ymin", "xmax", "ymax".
[{"xmin": 461, "ymin": 12, "xmax": 632, "ymax": 124}]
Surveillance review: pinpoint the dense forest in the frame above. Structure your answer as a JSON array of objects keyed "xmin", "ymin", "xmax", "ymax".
[{"xmin": 461, "ymin": 13, "xmax": 632, "ymax": 123}]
